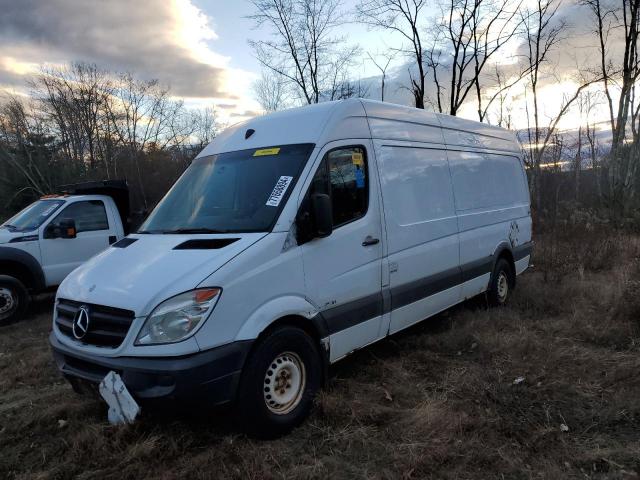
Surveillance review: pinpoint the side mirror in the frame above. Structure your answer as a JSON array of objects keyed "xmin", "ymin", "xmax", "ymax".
[
  {"xmin": 311, "ymin": 193, "xmax": 332, "ymax": 238},
  {"xmin": 46, "ymin": 219, "xmax": 77, "ymax": 239},
  {"xmin": 59, "ymin": 219, "xmax": 77, "ymax": 239}
]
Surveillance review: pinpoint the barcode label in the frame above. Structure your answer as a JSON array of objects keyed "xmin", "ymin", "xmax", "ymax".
[{"xmin": 266, "ymin": 176, "xmax": 293, "ymax": 207}]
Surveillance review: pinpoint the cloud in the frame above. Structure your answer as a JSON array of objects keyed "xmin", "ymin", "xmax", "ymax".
[
  {"xmin": 0, "ymin": 0, "xmax": 256, "ymax": 113},
  {"xmin": 366, "ymin": 0, "xmax": 621, "ymax": 128}
]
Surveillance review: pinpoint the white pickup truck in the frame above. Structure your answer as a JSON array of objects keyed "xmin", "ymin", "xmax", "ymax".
[{"xmin": 0, "ymin": 181, "xmax": 129, "ymax": 325}]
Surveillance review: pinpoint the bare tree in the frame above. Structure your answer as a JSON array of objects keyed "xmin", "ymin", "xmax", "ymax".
[
  {"xmin": 367, "ymin": 50, "xmax": 396, "ymax": 101},
  {"xmin": 582, "ymin": 91, "xmax": 603, "ymax": 198},
  {"xmin": 107, "ymin": 73, "xmax": 194, "ymax": 208},
  {"xmin": 191, "ymin": 107, "xmax": 220, "ymax": 149},
  {"xmin": 32, "ymin": 63, "xmax": 115, "ymax": 175},
  {"xmin": 584, "ymin": 0, "xmax": 640, "ymax": 150},
  {"xmin": 357, "ymin": 0, "xmax": 428, "ymax": 108},
  {"xmin": 1, "ymin": 64, "xmax": 217, "ymax": 220},
  {"xmin": 583, "ymin": 0, "xmax": 640, "ymax": 212},
  {"xmin": 0, "ymin": 97, "xmax": 54, "ymax": 196},
  {"xmin": 487, "ymin": 65, "xmax": 516, "ymax": 127},
  {"xmin": 324, "ymin": 46, "xmax": 365, "ymax": 100},
  {"xmin": 573, "ymin": 125, "xmax": 584, "ymax": 201},
  {"xmin": 521, "ymin": 0, "xmax": 566, "ymax": 208},
  {"xmin": 253, "ymin": 70, "xmax": 289, "ymax": 112},
  {"xmin": 248, "ymin": 0, "xmax": 356, "ymax": 104},
  {"xmin": 571, "ymin": 90, "xmax": 603, "ymax": 200},
  {"xmin": 429, "ymin": 0, "xmax": 524, "ymax": 118},
  {"xmin": 328, "ymin": 77, "xmax": 370, "ymax": 100}
]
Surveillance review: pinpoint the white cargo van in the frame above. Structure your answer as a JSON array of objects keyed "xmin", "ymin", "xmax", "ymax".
[{"xmin": 50, "ymin": 99, "xmax": 532, "ymax": 436}]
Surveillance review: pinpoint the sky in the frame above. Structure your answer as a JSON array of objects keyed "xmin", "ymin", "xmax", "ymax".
[
  {"xmin": 0, "ymin": 0, "xmax": 398, "ymax": 125},
  {"xmin": 0, "ymin": 0, "xmax": 618, "ymax": 131}
]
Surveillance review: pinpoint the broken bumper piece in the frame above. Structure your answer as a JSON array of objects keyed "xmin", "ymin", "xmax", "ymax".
[{"xmin": 100, "ymin": 371, "xmax": 141, "ymax": 424}]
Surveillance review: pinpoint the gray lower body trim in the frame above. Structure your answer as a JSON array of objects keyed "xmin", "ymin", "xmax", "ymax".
[
  {"xmin": 321, "ymin": 256, "xmax": 495, "ymax": 335},
  {"xmin": 320, "ymin": 291, "xmax": 383, "ymax": 335},
  {"xmin": 513, "ymin": 242, "xmax": 533, "ymax": 262},
  {"xmin": 322, "ymin": 242, "xmax": 533, "ymax": 336}
]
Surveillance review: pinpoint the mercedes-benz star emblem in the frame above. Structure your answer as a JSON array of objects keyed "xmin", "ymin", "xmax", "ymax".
[{"xmin": 72, "ymin": 305, "xmax": 91, "ymax": 340}]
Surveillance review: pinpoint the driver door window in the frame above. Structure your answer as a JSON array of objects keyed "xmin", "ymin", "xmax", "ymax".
[
  {"xmin": 46, "ymin": 200, "xmax": 108, "ymax": 237},
  {"xmin": 309, "ymin": 146, "xmax": 369, "ymax": 228}
]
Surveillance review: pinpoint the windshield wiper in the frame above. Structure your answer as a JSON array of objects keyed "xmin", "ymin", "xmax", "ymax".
[
  {"xmin": 1, "ymin": 224, "xmax": 17, "ymax": 231},
  {"xmin": 163, "ymin": 228, "xmax": 232, "ymax": 234}
]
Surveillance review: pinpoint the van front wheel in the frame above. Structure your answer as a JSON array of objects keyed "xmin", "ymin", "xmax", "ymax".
[
  {"xmin": 237, "ymin": 326, "xmax": 321, "ymax": 438},
  {"xmin": 487, "ymin": 258, "xmax": 514, "ymax": 307}
]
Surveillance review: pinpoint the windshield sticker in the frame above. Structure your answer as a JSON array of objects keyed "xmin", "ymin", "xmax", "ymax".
[
  {"xmin": 266, "ymin": 176, "xmax": 293, "ymax": 207},
  {"xmin": 41, "ymin": 204, "xmax": 59, "ymax": 216},
  {"xmin": 254, "ymin": 147, "xmax": 281, "ymax": 157}
]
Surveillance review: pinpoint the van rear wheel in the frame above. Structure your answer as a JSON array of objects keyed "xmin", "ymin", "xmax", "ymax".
[
  {"xmin": 487, "ymin": 258, "xmax": 514, "ymax": 307},
  {"xmin": 236, "ymin": 326, "xmax": 321, "ymax": 438},
  {"xmin": 0, "ymin": 275, "xmax": 29, "ymax": 326}
]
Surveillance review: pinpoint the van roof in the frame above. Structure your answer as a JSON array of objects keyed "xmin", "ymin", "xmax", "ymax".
[{"xmin": 197, "ymin": 99, "xmax": 520, "ymax": 158}]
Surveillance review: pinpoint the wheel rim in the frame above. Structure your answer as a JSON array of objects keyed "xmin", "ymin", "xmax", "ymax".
[
  {"xmin": 0, "ymin": 287, "xmax": 17, "ymax": 316},
  {"xmin": 263, "ymin": 351, "xmax": 306, "ymax": 415},
  {"xmin": 497, "ymin": 272, "xmax": 509, "ymax": 303}
]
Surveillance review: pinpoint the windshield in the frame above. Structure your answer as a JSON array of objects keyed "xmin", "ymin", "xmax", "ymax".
[
  {"xmin": 140, "ymin": 143, "xmax": 315, "ymax": 233},
  {"xmin": 1, "ymin": 199, "xmax": 65, "ymax": 232}
]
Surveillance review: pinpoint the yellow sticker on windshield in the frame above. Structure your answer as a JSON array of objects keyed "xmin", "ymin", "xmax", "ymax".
[
  {"xmin": 253, "ymin": 147, "xmax": 281, "ymax": 156},
  {"xmin": 352, "ymin": 152, "xmax": 364, "ymax": 166}
]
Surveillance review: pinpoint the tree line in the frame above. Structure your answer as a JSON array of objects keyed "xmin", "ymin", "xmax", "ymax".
[
  {"xmin": 0, "ymin": 63, "xmax": 219, "ymax": 220},
  {"xmin": 1, "ymin": 0, "xmax": 639, "ymax": 225},
  {"xmin": 250, "ymin": 0, "xmax": 640, "ymax": 221}
]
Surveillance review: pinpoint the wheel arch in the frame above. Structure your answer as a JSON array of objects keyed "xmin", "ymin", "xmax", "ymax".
[
  {"xmin": 0, "ymin": 247, "xmax": 46, "ymax": 292},
  {"xmin": 235, "ymin": 296, "xmax": 330, "ymax": 382},
  {"xmin": 235, "ymin": 296, "xmax": 326, "ymax": 340},
  {"xmin": 491, "ymin": 242, "xmax": 516, "ymax": 286}
]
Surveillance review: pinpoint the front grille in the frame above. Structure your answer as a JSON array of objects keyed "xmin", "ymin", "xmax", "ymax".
[{"xmin": 56, "ymin": 299, "xmax": 135, "ymax": 348}]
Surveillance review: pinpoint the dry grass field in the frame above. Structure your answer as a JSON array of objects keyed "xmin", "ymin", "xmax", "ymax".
[{"xmin": 1, "ymin": 227, "xmax": 639, "ymax": 479}]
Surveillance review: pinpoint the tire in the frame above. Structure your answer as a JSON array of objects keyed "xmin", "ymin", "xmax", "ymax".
[
  {"xmin": 487, "ymin": 258, "xmax": 514, "ymax": 307},
  {"xmin": 236, "ymin": 326, "xmax": 322, "ymax": 439},
  {"xmin": 0, "ymin": 275, "xmax": 30, "ymax": 326}
]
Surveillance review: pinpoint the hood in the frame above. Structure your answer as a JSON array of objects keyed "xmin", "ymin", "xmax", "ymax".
[
  {"xmin": 57, "ymin": 232, "xmax": 267, "ymax": 316},
  {"xmin": 0, "ymin": 229, "xmax": 26, "ymax": 244}
]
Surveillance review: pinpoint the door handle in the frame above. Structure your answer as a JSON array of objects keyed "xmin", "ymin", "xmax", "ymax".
[{"xmin": 362, "ymin": 235, "xmax": 380, "ymax": 247}]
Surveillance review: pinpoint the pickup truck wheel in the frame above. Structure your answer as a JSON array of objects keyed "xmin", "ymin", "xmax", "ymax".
[
  {"xmin": 236, "ymin": 326, "xmax": 321, "ymax": 438},
  {"xmin": 487, "ymin": 258, "xmax": 514, "ymax": 307},
  {"xmin": 0, "ymin": 275, "xmax": 29, "ymax": 326}
]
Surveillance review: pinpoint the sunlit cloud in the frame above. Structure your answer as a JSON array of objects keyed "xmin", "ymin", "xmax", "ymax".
[{"xmin": 0, "ymin": 0, "xmax": 260, "ymax": 124}]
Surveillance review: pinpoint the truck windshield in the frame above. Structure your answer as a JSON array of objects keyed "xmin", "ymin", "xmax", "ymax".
[
  {"xmin": 1, "ymin": 199, "xmax": 65, "ymax": 232},
  {"xmin": 139, "ymin": 143, "xmax": 315, "ymax": 234}
]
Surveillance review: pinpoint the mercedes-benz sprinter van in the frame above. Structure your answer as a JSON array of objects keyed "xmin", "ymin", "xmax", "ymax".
[{"xmin": 50, "ymin": 99, "xmax": 532, "ymax": 437}]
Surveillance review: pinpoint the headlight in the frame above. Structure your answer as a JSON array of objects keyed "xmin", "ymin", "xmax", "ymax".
[{"xmin": 135, "ymin": 288, "xmax": 221, "ymax": 345}]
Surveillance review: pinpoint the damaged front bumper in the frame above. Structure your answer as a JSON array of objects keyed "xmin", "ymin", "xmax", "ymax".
[{"xmin": 49, "ymin": 332, "xmax": 253, "ymax": 405}]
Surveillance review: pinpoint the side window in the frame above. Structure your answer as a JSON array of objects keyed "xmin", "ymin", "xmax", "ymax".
[
  {"xmin": 377, "ymin": 146, "xmax": 455, "ymax": 225},
  {"xmin": 449, "ymin": 152, "xmax": 528, "ymax": 211},
  {"xmin": 309, "ymin": 146, "xmax": 368, "ymax": 227},
  {"xmin": 49, "ymin": 201, "xmax": 109, "ymax": 234}
]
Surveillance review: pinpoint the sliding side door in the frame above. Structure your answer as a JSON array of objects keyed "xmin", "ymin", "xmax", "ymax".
[{"xmin": 375, "ymin": 142, "xmax": 461, "ymax": 334}]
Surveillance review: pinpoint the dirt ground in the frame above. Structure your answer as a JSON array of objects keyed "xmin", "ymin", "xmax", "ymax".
[{"xmin": 1, "ymin": 229, "xmax": 639, "ymax": 479}]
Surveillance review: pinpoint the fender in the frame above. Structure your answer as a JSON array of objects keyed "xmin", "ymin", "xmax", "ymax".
[
  {"xmin": 492, "ymin": 240, "xmax": 513, "ymax": 263},
  {"xmin": 234, "ymin": 295, "xmax": 326, "ymax": 342},
  {"xmin": 492, "ymin": 240, "xmax": 534, "ymax": 266},
  {"xmin": 0, "ymin": 246, "xmax": 46, "ymax": 291}
]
